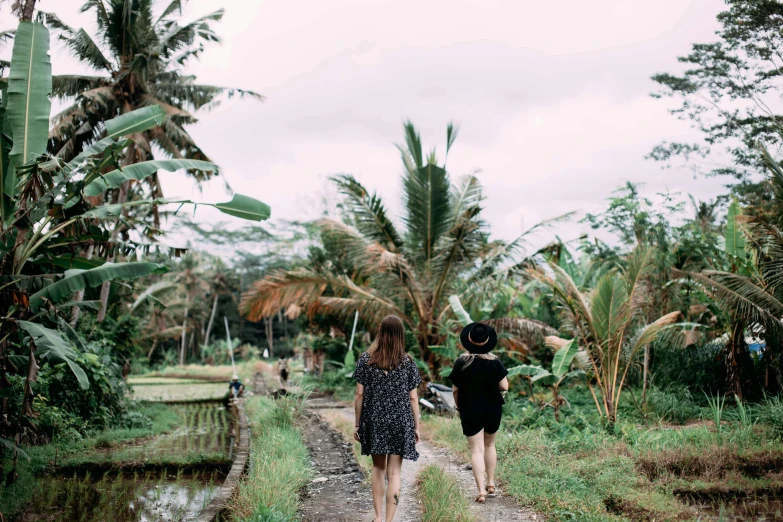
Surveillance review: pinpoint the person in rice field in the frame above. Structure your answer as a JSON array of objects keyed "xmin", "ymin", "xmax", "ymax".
[
  {"xmin": 229, "ymin": 374, "xmax": 244, "ymax": 398},
  {"xmin": 278, "ymin": 357, "xmax": 289, "ymax": 385}
]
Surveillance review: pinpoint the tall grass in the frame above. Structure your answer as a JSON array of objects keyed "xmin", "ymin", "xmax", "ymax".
[
  {"xmin": 756, "ymin": 395, "xmax": 783, "ymax": 436},
  {"xmin": 705, "ymin": 393, "xmax": 727, "ymax": 433},
  {"xmin": 416, "ymin": 464, "xmax": 475, "ymax": 522},
  {"xmin": 228, "ymin": 396, "xmax": 312, "ymax": 521}
]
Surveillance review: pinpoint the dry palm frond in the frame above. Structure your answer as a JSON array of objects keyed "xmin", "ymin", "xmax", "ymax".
[{"xmin": 486, "ymin": 317, "xmax": 558, "ymax": 346}]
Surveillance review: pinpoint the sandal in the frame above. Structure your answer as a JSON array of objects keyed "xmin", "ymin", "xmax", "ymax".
[
  {"xmin": 487, "ymin": 485, "xmax": 496, "ymax": 495},
  {"xmin": 475, "ymin": 493, "xmax": 486, "ymax": 504}
]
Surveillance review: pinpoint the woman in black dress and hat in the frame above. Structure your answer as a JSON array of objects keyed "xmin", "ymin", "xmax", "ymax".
[{"xmin": 448, "ymin": 322, "xmax": 509, "ymax": 504}]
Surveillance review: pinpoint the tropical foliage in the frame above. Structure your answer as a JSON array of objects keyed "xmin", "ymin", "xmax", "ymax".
[
  {"xmin": 239, "ymin": 122, "xmax": 559, "ymax": 371},
  {"xmin": 0, "ymin": 16, "xmax": 269, "ymax": 472}
]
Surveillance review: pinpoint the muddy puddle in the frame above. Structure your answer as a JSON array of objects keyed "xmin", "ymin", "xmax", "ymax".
[
  {"xmin": 681, "ymin": 491, "xmax": 783, "ymax": 520},
  {"xmin": 14, "ymin": 469, "xmax": 224, "ymax": 522}
]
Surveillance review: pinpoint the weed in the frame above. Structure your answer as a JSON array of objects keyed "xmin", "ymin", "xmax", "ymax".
[
  {"xmin": 705, "ymin": 393, "xmax": 727, "ymax": 433},
  {"xmin": 416, "ymin": 464, "xmax": 475, "ymax": 522}
]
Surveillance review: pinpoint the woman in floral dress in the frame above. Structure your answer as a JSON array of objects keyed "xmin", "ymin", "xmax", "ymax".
[{"xmin": 353, "ymin": 315, "xmax": 421, "ymax": 522}]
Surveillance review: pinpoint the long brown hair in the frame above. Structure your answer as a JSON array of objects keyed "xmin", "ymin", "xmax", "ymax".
[{"xmin": 367, "ymin": 315, "xmax": 408, "ymax": 370}]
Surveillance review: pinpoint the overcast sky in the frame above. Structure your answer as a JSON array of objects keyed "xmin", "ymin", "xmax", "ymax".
[{"xmin": 2, "ymin": 0, "xmax": 729, "ymax": 253}]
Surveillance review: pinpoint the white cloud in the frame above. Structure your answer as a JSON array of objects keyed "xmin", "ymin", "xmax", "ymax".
[{"xmin": 2, "ymin": 0, "xmax": 730, "ymax": 252}]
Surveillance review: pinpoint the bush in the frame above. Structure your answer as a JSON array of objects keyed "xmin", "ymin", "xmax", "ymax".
[
  {"xmin": 756, "ymin": 395, "xmax": 783, "ymax": 436},
  {"xmin": 649, "ymin": 340, "xmax": 724, "ymax": 398},
  {"xmin": 36, "ymin": 340, "xmax": 134, "ymax": 433},
  {"xmin": 645, "ymin": 386, "xmax": 701, "ymax": 424}
]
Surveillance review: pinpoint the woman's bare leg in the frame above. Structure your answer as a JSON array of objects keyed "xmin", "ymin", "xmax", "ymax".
[
  {"xmin": 484, "ymin": 431, "xmax": 497, "ymax": 491},
  {"xmin": 371, "ymin": 455, "xmax": 387, "ymax": 522},
  {"xmin": 467, "ymin": 430, "xmax": 486, "ymax": 495},
  {"xmin": 384, "ymin": 454, "xmax": 403, "ymax": 521}
]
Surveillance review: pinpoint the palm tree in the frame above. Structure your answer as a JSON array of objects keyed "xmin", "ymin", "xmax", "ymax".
[
  {"xmin": 174, "ymin": 253, "xmax": 207, "ymax": 365},
  {"xmin": 46, "ymin": 1, "xmax": 262, "ymax": 168},
  {"xmin": 672, "ymin": 147, "xmax": 783, "ymax": 398},
  {"xmin": 533, "ymin": 246, "xmax": 681, "ymax": 425},
  {"xmin": 42, "ymin": 0, "xmax": 262, "ymax": 320},
  {"xmin": 240, "ymin": 121, "xmax": 559, "ymax": 371}
]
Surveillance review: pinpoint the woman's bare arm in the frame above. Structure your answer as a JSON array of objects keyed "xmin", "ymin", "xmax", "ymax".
[
  {"xmin": 452, "ymin": 385, "xmax": 459, "ymax": 411},
  {"xmin": 498, "ymin": 377, "xmax": 509, "ymax": 392},
  {"xmin": 353, "ymin": 383, "xmax": 364, "ymax": 441},
  {"xmin": 409, "ymin": 388, "xmax": 421, "ymax": 442}
]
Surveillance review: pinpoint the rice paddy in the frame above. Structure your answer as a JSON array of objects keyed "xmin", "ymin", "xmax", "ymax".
[
  {"xmin": 129, "ymin": 380, "xmax": 229, "ymax": 402},
  {"xmin": 15, "ymin": 469, "xmax": 223, "ymax": 522}
]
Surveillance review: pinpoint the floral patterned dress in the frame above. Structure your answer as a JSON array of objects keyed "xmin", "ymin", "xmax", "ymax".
[{"xmin": 353, "ymin": 352, "xmax": 421, "ymax": 460}]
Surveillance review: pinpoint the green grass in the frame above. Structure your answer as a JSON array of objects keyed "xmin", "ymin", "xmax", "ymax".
[
  {"xmin": 0, "ymin": 402, "xmax": 180, "ymax": 518},
  {"xmin": 422, "ymin": 391, "xmax": 783, "ymax": 522},
  {"xmin": 226, "ymin": 396, "xmax": 313, "ymax": 521},
  {"xmin": 416, "ymin": 464, "xmax": 475, "ymax": 522}
]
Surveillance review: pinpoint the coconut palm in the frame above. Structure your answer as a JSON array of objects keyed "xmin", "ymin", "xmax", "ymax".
[
  {"xmin": 240, "ymin": 121, "xmax": 559, "ymax": 370},
  {"xmin": 533, "ymin": 246, "xmax": 681, "ymax": 425},
  {"xmin": 46, "ymin": 0, "xmax": 262, "ymax": 171},
  {"xmin": 41, "ymin": 0, "xmax": 262, "ymax": 321}
]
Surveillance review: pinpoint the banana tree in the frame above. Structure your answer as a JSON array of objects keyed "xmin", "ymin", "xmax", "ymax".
[
  {"xmin": 0, "ymin": 19, "xmax": 270, "ymax": 452},
  {"xmin": 508, "ymin": 339, "xmax": 586, "ymax": 422}
]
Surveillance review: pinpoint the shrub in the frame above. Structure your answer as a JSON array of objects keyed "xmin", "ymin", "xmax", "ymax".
[
  {"xmin": 645, "ymin": 386, "xmax": 701, "ymax": 424},
  {"xmin": 756, "ymin": 395, "xmax": 783, "ymax": 436}
]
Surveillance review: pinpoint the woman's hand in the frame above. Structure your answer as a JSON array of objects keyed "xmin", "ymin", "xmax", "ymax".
[
  {"xmin": 353, "ymin": 427, "xmax": 360, "ymax": 441},
  {"xmin": 415, "ymin": 429, "xmax": 421, "ymax": 443}
]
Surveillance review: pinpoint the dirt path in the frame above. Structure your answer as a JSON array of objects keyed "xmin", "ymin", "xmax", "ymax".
[
  {"xmin": 297, "ymin": 410, "xmax": 375, "ymax": 521},
  {"xmin": 319, "ymin": 405, "xmax": 538, "ymax": 522}
]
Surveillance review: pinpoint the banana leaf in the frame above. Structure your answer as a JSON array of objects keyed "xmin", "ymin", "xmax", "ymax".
[
  {"xmin": 84, "ymin": 159, "xmax": 217, "ymax": 196},
  {"xmin": 551, "ymin": 338, "xmax": 580, "ymax": 378},
  {"xmin": 105, "ymin": 105, "xmax": 165, "ymax": 139},
  {"xmin": 725, "ymin": 199, "xmax": 746, "ymax": 261},
  {"xmin": 507, "ymin": 364, "xmax": 544, "ymax": 377},
  {"xmin": 7, "ymin": 22, "xmax": 51, "ymax": 169},
  {"xmin": 29, "ymin": 262, "xmax": 169, "ymax": 307},
  {"xmin": 448, "ymin": 294, "xmax": 472, "ymax": 326},
  {"xmin": 17, "ymin": 320, "xmax": 88, "ymax": 389}
]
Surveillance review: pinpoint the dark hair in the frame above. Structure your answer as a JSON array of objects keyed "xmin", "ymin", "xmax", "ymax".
[{"xmin": 367, "ymin": 315, "xmax": 407, "ymax": 371}]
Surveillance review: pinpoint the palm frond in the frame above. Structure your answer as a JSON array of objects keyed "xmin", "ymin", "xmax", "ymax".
[
  {"xmin": 59, "ymin": 28, "xmax": 113, "ymax": 72},
  {"xmin": 486, "ymin": 317, "xmax": 558, "ymax": 346},
  {"xmin": 51, "ymin": 75, "xmax": 109, "ymax": 99},
  {"xmin": 404, "ymin": 161, "xmax": 451, "ymax": 261},
  {"xmin": 330, "ymin": 174, "xmax": 404, "ymax": 251},
  {"xmin": 675, "ymin": 268, "xmax": 783, "ymax": 336},
  {"xmin": 239, "ymin": 268, "xmax": 403, "ymax": 322}
]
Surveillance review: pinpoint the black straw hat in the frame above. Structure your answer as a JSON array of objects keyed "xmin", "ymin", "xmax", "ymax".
[{"xmin": 460, "ymin": 322, "xmax": 497, "ymax": 354}]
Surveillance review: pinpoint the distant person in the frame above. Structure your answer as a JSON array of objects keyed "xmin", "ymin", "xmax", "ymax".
[
  {"xmin": 448, "ymin": 322, "xmax": 508, "ymax": 504},
  {"xmin": 353, "ymin": 315, "xmax": 421, "ymax": 522},
  {"xmin": 229, "ymin": 374, "xmax": 244, "ymax": 398},
  {"xmin": 278, "ymin": 357, "xmax": 289, "ymax": 385}
]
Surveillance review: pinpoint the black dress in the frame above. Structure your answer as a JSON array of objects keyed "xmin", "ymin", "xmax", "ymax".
[
  {"xmin": 448, "ymin": 357, "xmax": 508, "ymax": 436},
  {"xmin": 353, "ymin": 352, "xmax": 421, "ymax": 460}
]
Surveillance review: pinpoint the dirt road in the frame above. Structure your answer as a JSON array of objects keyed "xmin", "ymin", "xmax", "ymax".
[{"xmin": 299, "ymin": 397, "xmax": 537, "ymax": 522}]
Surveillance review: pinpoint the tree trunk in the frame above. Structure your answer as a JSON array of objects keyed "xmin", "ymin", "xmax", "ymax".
[
  {"xmin": 97, "ymin": 182, "xmax": 130, "ymax": 322},
  {"xmin": 70, "ymin": 243, "xmax": 94, "ymax": 326},
  {"xmin": 179, "ymin": 296, "xmax": 189, "ymax": 365},
  {"xmin": 147, "ymin": 339, "xmax": 158, "ymax": 361},
  {"xmin": 264, "ymin": 316, "xmax": 274, "ymax": 357},
  {"xmin": 20, "ymin": 0, "xmax": 36, "ymax": 21},
  {"xmin": 203, "ymin": 294, "xmax": 219, "ymax": 349},
  {"xmin": 641, "ymin": 344, "xmax": 650, "ymax": 403},
  {"xmin": 726, "ymin": 320, "xmax": 756, "ymax": 401}
]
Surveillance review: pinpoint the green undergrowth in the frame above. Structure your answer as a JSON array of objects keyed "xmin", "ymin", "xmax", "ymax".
[
  {"xmin": 423, "ymin": 391, "xmax": 783, "ymax": 522},
  {"xmin": 0, "ymin": 401, "xmax": 180, "ymax": 518},
  {"xmin": 416, "ymin": 464, "xmax": 475, "ymax": 522},
  {"xmin": 227, "ymin": 395, "xmax": 313, "ymax": 522}
]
